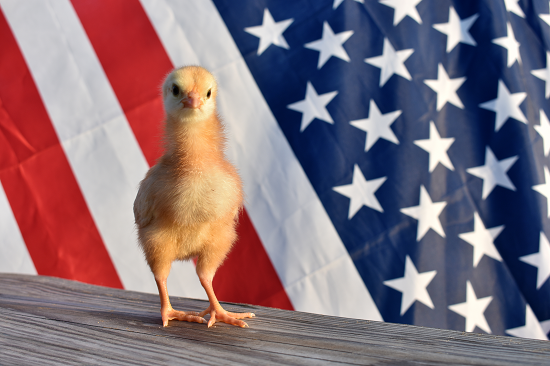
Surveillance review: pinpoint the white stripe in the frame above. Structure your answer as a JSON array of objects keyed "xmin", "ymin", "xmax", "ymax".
[
  {"xmin": 0, "ymin": 181, "xmax": 37, "ymax": 275},
  {"xmin": 141, "ymin": 0, "xmax": 382, "ymax": 320},
  {"xmin": 0, "ymin": 0, "xmax": 205, "ymax": 299}
]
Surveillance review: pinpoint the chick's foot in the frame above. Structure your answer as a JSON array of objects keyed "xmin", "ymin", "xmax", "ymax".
[
  {"xmin": 199, "ymin": 304, "xmax": 255, "ymax": 328},
  {"xmin": 161, "ymin": 307, "xmax": 206, "ymax": 327}
]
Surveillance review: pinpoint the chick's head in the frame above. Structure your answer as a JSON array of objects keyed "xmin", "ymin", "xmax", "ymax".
[{"xmin": 162, "ymin": 66, "xmax": 218, "ymax": 123}]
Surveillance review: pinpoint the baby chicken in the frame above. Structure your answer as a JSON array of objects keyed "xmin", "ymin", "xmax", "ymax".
[{"xmin": 134, "ymin": 66, "xmax": 255, "ymax": 328}]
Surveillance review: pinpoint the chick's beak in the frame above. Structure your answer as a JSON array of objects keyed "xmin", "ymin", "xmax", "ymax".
[{"xmin": 182, "ymin": 90, "xmax": 202, "ymax": 109}]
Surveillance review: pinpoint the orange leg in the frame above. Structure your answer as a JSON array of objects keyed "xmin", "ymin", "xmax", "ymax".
[
  {"xmin": 196, "ymin": 275, "xmax": 255, "ymax": 328},
  {"xmin": 195, "ymin": 244, "xmax": 255, "ymax": 328},
  {"xmin": 155, "ymin": 275, "xmax": 206, "ymax": 327}
]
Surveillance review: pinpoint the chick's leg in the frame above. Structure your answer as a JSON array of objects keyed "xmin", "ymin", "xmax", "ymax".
[
  {"xmin": 154, "ymin": 263, "xmax": 206, "ymax": 327},
  {"xmin": 196, "ymin": 255, "xmax": 255, "ymax": 328}
]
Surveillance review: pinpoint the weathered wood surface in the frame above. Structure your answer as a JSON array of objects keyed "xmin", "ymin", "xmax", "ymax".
[{"xmin": 0, "ymin": 274, "xmax": 548, "ymax": 366}]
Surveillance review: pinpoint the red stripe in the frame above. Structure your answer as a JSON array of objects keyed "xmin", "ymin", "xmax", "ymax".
[
  {"xmin": 0, "ymin": 10, "xmax": 123, "ymax": 288},
  {"xmin": 70, "ymin": 0, "xmax": 169, "ymax": 167},
  {"xmin": 71, "ymin": 0, "xmax": 293, "ymax": 309}
]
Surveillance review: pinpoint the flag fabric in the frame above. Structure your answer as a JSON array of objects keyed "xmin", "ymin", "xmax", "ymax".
[{"xmin": 1, "ymin": 0, "xmax": 549, "ymax": 340}]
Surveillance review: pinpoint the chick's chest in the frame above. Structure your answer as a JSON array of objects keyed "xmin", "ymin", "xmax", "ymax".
[{"xmin": 174, "ymin": 167, "xmax": 240, "ymax": 217}]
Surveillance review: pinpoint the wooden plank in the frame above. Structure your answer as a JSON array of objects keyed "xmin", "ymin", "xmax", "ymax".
[{"xmin": 0, "ymin": 274, "xmax": 549, "ymax": 365}]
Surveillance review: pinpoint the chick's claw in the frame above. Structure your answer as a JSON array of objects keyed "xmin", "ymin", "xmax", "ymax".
[
  {"xmin": 199, "ymin": 305, "xmax": 255, "ymax": 328},
  {"xmin": 161, "ymin": 308, "xmax": 207, "ymax": 327}
]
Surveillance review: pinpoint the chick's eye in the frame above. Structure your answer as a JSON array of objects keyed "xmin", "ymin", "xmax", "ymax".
[
  {"xmin": 171, "ymin": 84, "xmax": 179, "ymax": 97},
  {"xmin": 206, "ymin": 89, "xmax": 212, "ymax": 99}
]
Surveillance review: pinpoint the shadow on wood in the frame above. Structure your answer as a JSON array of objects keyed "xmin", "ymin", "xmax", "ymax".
[{"xmin": 1, "ymin": 273, "xmax": 549, "ymax": 365}]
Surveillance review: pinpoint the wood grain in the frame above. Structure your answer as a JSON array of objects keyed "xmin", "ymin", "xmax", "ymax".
[{"xmin": 0, "ymin": 273, "xmax": 548, "ymax": 365}]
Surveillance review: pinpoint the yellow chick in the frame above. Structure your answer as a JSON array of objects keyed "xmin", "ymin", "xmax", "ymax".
[{"xmin": 134, "ymin": 66, "xmax": 255, "ymax": 328}]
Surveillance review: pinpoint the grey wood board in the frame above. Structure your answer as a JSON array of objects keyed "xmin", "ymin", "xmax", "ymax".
[{"xmin": 0, "ymin": 273, "xmax": 548, "ymax": 365}]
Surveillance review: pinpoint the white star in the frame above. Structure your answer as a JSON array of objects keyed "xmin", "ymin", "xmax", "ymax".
[
  {"xmin": 531, "ymin": 51, "xmax": 550, "ymax": 99},
  {"xmin": 244, "ymin": 8, "xmax": 293, "ymax": 56},
  {"xmin": 414, "ymin": 121, "xmax": 455, "ymax": 172},
  {"xmin": 466, "ymin": 147, "xmax": 518, "ymax": 200},
  {"xmin": 384, "ymin": 256, "xmax": 437, "ymax": 315},
  {"xmin": 333, "ymin": 0, "xmax": 364, "ymax": 10},
  {"xmin": 533, "ymin": 166, "xmax": 550, "ymax": 217},
  {"xmin": 504, "ymin": 0, "xmax": 525, "ymax": 18},
  {"xmin": 535, "ymin": 110, "xmax": 550, "ymax": 156},
  {"xmin": 365, "ymin": 38, "xmax": 414, "ymax": 87},
  {"xmin": 541, "ymin": 319, "xmax": 550, "ymax": 335},
  {"xmin": 350, "ymin": 99, "xmax": 402, "ymax": 152},
  {"xmin": 333, "ymin": 165, "xmax": 387, "ymax": 219},
  {"xmin": 400, "ymin": 185, "xmax": 447, "ymax": 241},
  {"xmin": 541, "ymin": 12, "xmax": 550, "ymax": 27},
  {"xmin": 519, "ymin": 232, "xmax": 550, "ymax": 289},
  {"xmin": 448, "ymin": 281, "xmax": 493, "ymax": 333},
  {"xmin": 458, "ymin": 212, "xmax": 504, "ymax": 267},
  {"xmin": 305, "ymin": 22, "xmax": 354, "ymax": 69},
  {"xmin": 379, "ymin": 0, "xmax": 423, "ymax": 26},
  {"xmin": 287, "ymin": 82, "xmax": 338, "ymax": 132},
  {"xmin": 479, "ymin": 80, "xmax": 527, "ymax": 132},
  {"xmin": 492, "ymin": 22, "xmax": 521, "ymax": 68},
  {"xmin": 433, "ymin": 7, "xmax": 478, "ymax": 53},
  {"xmin": 506, "ymin": 305, "xmax": 548, "ymax": 340},
  {"xmin": 424, "ymin": 63, "xmax": 466, "ymax": 111}
]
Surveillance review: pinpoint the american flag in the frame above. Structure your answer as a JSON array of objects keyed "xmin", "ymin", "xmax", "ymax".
[{"xmin": 1, "ymin": 0, "xmax": 549, "ymax": 340}]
